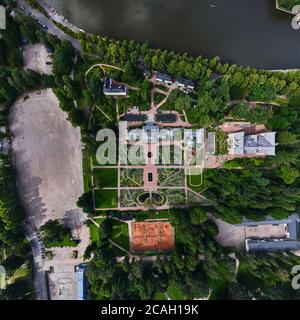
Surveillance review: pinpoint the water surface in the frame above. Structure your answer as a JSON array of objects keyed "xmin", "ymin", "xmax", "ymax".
[{"xmin": 46, "ymin": 0, "xmax": 299, "ymax": 69}]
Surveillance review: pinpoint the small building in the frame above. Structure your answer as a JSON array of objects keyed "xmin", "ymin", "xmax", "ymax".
[
  {"xmin": 156, "ymin": 72, "xmax": 173, "ymax": 85},
  {"xmin": 124, "ymin": 113, "xmax": 146, "ymax": 122},
  {"xmin": 176, "ymin": 77, "xmax": 195, "ymax": 91},
  {"xmin": 103, "ymin": 77, "xmax": 127, "ymax": 96},
  {"xmin": 143, "ymin": 68, "xmax": 151, "ymax": 78},
  {"xmin": 155, "ymin": 113, "xmax": 177, "ymax": 123},
  {"xmin": 243, "ymin": 217, "xmax": 300, "ymax": 252},
  {"xmin": 228, "ymin": 131, "xmax": 276, "ymax": 156}
]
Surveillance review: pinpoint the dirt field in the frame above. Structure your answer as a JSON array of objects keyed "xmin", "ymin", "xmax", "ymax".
[
  {"xmin": 10, "ymin": 89, "xmax": 89, "ymax": 265},
  {"xmin": 23, "ymin": 43, "xmax": 53, "ymax": 75},
  {"xmin": 130, "ymin": 222, "xmax": 175, "ymax": 252}
]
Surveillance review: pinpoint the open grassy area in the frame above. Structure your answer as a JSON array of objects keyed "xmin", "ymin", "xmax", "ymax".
[
  {"xmin": 111, "ymin": 219, "xmax": 129, "ymax": 251},
  {"xmin": 89, "ymin": 221, "xmax": 100, "ymax": 243},
  {"xmin": 82, "ymin": 149, "xmax": 92, "ymax": 192},
  {"xmin": 94, "ymin": 189, "xmax": 118, "ymax": 209},
  {"xmin": 93, "ymin": 168, "xmax": 118, "ymax": 188},
  {"xmin": 187, "ymin": 173, "xmax": 204, "ymax": 193}
]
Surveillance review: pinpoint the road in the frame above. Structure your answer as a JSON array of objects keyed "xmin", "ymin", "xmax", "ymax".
[
  {"xmin": 23, "ymin": 223, "xmax": 48, "ymax": 300},
  {"xmin": 16, "ymin": 0, "xmax": 80, "ymax": 50}
]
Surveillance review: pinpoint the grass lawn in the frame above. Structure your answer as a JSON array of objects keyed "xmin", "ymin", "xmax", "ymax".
[
  {"xmin": 187, "ymin": 173, "xmax": 204, "ymax": 193},
  {"xmin": 89, "ymin": 222, "xmax": 100, "ymax": 243},
  {"xmin": 82, "ymin": 149, "xmax": 92, "ymax": 192},
  {"xmin": 111, "ymin": 219, "xmax": 129, "ymax": 251},
  {"xmin": 167, "ymin": 281, "xmax": 186, "ymax": 300},
  {"xmin": 93, "ymin": 168, "xmax": 118, "ymax": 189},
  {"xmin": 94, "ymin": 189, "xmax": 118, "ymax": 209}
]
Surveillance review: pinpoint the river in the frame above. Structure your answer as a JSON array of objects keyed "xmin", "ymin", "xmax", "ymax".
[{"xmin": 46, "ymin": 0, "xmax": 300, "ymax": 69}]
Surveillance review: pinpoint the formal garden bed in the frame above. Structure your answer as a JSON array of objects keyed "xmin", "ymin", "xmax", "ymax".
[
  {"xmin": 158, "ymin": 168, "xmax": 185, "ymax": 187},
  {"xmin": 120, "ymin": 189, "xmax": 143, "ymax": 208},
  {"xmin": 160, "ymin": 189, "xmax": 186, "ymax": 206},
  {"xmin": 120, "ymin": 168, "xmax": 144, "ymax": 187}
]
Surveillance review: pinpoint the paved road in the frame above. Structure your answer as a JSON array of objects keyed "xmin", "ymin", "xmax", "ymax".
[
  {"xmin": 23, "ymin": 223, "xmax": 48, "ymax": 300},
  {"xmin": 16, "ymin": 0, "xmax": 80, "ymax": 50}
]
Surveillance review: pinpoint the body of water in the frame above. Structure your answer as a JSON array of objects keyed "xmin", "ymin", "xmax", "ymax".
[{"xmin": 46, "ymin": 0, "xmax": 300, "ymax": 69}]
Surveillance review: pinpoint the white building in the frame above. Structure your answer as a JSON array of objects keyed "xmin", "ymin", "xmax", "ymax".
[{"xmin": 228, "ymin": 131, "xmax": 276, "ymax": 156}]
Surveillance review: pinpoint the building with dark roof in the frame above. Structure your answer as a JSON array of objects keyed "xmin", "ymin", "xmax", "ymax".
[
  {"xmin": 124, "ymin": 113, "xmax": 146, "ymax": 122},
  {"xmin": 246, "ymin": 239, "xmax": 300, "ymax": 252},
  {"xmin": 243, "ymin": 217, "xmax": 300, "ymax": 252},
  {"xmin": 156, "ymin": 72, "xmax": 173, "ymax": 85},
  {"xmin": 103, "ymin": 77, "xmax": 127, "ymax": 96},
  {"xmin": 155, "ymin": 113, "xmax": 177, "ymax": 123},
  {"xmin": 176, "ymin": 77, "xmax": 195, "ymax": 91}
]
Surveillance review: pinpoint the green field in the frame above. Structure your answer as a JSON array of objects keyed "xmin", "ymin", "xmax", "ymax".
[
  {"xmin": 93, "ymin": 168, "xmax": 118, "ymax": 188},
  {"xmin": 187, "ymin": 173, "xmax": 204, "ymax": 193},
  {"xmin": 89, "ymin": 222, "xmax": 100, "ymax": 243},
  {"xmin": 94, "ymin": 189, "xmax": 118, "ymax": 209},
  {"xmin": 82, "ymin": 149, "xmax": 92, "ymax": 192}
]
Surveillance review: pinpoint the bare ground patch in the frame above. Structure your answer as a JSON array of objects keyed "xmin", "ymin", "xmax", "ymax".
[{"xmin": 10, "ymin": 89, "xmax": 89, "ymax": 262}]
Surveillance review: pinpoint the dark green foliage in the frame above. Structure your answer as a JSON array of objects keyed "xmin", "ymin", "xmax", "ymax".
[
  {"xmin": 52, "ymin": 40, "xmax": 75, "ymax": 77},
  {"xmin": 40, "ymin": 220, "xmax": 78, "ymax": 248},
  {"xmin": 231, "ymin": 103, "xmax": 273, "ymax": 124}
]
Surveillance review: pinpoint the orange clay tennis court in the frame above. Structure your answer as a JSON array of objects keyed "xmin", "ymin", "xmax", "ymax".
[{"xmin": 130, "ymin": 222, "xmax": 175, "ymax": 252}]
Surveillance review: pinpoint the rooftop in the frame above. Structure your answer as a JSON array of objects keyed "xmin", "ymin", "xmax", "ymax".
[
  {"xmin": 177, "ymin": 77, "xmax": 195, "ymax": 88},
  {"xmin": 103, "ymin": 77, "xmax": 127, "ymax": 95},
  {"xmin": 228, "ymin": 131, "xmax": 276, "ymax": 156},
  {"xmin": 156, "ymin": 71, "xmax": 173, "ymax": 83}
]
